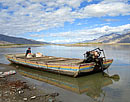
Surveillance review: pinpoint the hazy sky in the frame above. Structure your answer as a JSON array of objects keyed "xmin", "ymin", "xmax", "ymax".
[{"xmin": 0, "ymin": 0, "xmax": 130, "ymax": 43}]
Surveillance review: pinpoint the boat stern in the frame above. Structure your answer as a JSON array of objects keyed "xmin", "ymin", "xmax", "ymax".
[
  {"xmin": 79, "ymin": 63, "xmax": 95, "ymax": 73},
  {"xmin": 103, "ymin": 59, "xmax": 113, "ymax": 70}
]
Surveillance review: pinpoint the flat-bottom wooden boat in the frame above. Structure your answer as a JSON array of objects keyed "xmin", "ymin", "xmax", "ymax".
[{"xmin": 5, "ymin": 51, "xmax": 113, "ymax": 77}]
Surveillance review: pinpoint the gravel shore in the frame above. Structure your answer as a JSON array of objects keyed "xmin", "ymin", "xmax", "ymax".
[{"xmin": 0, "ymin": 64, "xmax": 60, "ymax": 102}]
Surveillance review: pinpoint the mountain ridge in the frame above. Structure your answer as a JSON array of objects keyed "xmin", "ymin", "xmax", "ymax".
[
  {"xmin": 82, "ymin": 32, "xmax": 130, "ymax": 44},
  {"xmin": 0, "ymin": 34, "xmax": 49, "ymax": 44}
]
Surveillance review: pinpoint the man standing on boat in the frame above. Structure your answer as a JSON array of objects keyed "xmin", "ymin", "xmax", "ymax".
[{"xmin": 25, "ymin": 47, "xmax": 31, "ymax": 57}]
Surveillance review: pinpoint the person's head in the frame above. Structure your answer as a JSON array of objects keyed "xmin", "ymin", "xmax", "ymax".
[{"xmin": 28, "ymin": 47, "xmax": 31, "ymax": 50}]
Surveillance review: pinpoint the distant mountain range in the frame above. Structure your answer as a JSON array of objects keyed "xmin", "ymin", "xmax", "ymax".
[
  {"xmin": 82, "ymin": 32, "xmax": 130, "ymax": 44},
  {"xmin": 0, "ymin": 32, "xmax": 130, "ymax": 45},
  {"xmin": 0, "ymin": 34, "xmax": 49, "ymax": 44}
]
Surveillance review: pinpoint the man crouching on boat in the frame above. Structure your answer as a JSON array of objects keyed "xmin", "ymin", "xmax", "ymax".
[{"xmin": 25, "ymin": 47, "xmax": 32, "ymax": 58}]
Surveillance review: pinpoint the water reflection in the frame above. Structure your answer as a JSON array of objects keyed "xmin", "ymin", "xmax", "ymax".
[
  {"xmin": 11, "ymin": 64, "xmax": 120, "ymax": 100},
  {"xmin": 99, "ymin": 45, "xmax": 130, "ymax": 65}
]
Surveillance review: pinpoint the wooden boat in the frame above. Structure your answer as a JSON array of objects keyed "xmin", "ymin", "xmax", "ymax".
[{"xmin": 5, "ymin": 48, "xmax": 113, "ymax": 77}]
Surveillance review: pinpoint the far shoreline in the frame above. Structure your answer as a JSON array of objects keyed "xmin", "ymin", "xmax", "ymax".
[
  {"xmin": 0, "ymin": 43, "xmax": 130, "ymax": 48},
  {"xmin": 0, "ymin": 44, "xmax": 49, "ymax": 48},
  {"xmin": 55, "ymin": 43, "xmax": 130, "ymax": 47}
]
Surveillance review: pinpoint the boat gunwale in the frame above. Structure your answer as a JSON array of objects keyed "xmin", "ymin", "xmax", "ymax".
[{"xmin": 6, "ymin": 53, "xmax": 95, "ymax": 66}]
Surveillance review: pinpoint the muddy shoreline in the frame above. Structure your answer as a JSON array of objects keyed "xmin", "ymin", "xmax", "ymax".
[{"xmin": 0, "ymin": 64, "xmax": 60, "ymax": 102}]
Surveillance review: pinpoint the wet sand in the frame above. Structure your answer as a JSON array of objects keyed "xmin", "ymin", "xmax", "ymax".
[{"xmin": 0, "ymin": 64, "xmax": 60, "ymax": 102}]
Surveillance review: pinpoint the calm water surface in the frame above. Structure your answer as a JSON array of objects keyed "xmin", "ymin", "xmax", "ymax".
[{"xmin": 0, "ymin": 45, "xmax": 130, "ymax": 102}]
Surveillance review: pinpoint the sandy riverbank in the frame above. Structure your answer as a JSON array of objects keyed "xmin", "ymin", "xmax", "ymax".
[
  {"xmin": 56, "ymin": 43, "xmax": 130, "ymax": 47},
  {"xmin": 1, "ymin": 43, "xmax": 130, "ymax": 48},
  {"xmin": 0, "ymin": 64, "xmax": 60, "ymax": 102}
]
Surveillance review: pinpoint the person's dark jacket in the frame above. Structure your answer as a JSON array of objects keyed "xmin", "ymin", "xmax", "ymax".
[{"xmin": 25, "ymin": 49, "xmax": 31, "ymax": 57}]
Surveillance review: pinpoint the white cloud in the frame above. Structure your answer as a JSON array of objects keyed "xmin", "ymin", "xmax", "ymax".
[
  {"xmin": 77, "ymin": 1, "xmax": 130, "ymax": 18},
  {"xmin": 50, "ymin": 38, "xmax": 88, "ymax": 44},
  {"xmin": 45, "ymin": 0, "xmax": 83, "ymax": 8},
  {"xmin": 37, "ymin": 38, "xmax": 45, "ymax": 42},
  {"xmin": 30, "ymin": 34, "xmax": 44, "ymax": 37},
  {"xmin": 103, "ymin": 19, "xmax": 119, "ymax": 22},
  {"xmin": 49, "ymin": 24, "xmax": 130, "ymax": 43},
  {"xmin": 77, "ymin": 23, "xmax": 82, "ymax": 26},
  {"xmin": 0, "ymin": 0, "xmax": 130, "ymax": 37},
  {"xmin": 102, "ymin": 0, "xmax": 129, "ymax": 3},
  {"xmin": 88, "ymin": 0, "xmax": 93, "ymax": 2}
]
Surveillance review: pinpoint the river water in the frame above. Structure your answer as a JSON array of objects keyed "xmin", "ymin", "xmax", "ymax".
[{"xmin": 0, "ymin": 45, "xmax": 130, "ymax": 102}]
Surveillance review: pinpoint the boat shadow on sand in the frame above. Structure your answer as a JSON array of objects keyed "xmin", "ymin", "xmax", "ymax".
[{"xmin": 10, "ymin": 64, "xmax": 120, "ymax": 101}]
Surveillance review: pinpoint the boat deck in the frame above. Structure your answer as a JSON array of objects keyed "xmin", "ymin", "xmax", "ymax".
[{"xmin": 7, "ymin": 53, "xmax": 84, "ymax": 65}]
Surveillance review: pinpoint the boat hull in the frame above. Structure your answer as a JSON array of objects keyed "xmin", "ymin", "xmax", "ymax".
[{"xmin": 6, "ymin": 54, "xmax": 113, "ymax": 77}]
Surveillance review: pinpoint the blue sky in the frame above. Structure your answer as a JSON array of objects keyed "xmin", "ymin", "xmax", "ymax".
[{"xmin": 0, "ymin": 0, "xmax": 130, "ymax": 43}]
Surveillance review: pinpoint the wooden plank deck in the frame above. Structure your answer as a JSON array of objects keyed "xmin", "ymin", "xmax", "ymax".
[{"xmin": 7, "ymin": 53, "xmax": 84, "ymax": 65}]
